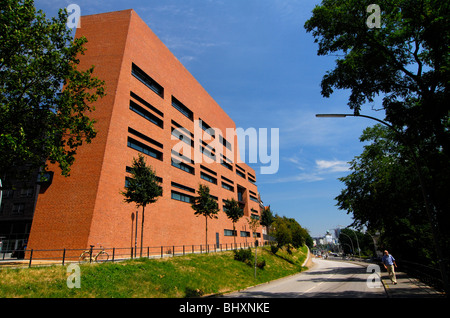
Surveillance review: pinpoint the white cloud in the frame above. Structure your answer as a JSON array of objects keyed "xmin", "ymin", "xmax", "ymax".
[
  {"xmin": 261, "ymin": 157, "xmax": 349, "ymax": 185},
  {"xmin": 316, "ymin": 159, "xmax": 349, "ymax": 173},
  {"xmin": 263, "ymin": 172, "xmax": 325, "ymax": 184}
]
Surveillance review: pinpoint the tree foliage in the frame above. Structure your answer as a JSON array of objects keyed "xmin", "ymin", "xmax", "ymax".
[
  {"xmin": 335, "ymin": 126, "xmax": 438, "ymax": 264},
  {"xmin": 260, "ymin": 207, "xmax": 274, "ymax": 237},
  {"xmin": 121, "ymin": 154, "xmax": 162, "ymax": 208},
  {"xmin": 191, "ymin": 184, "xmax": 220, "ymax": 249},
  {"xmin": 223, "ymin": 198, "xmax": 244, "ymax": 245},
  {"xmin": 121, "ymin": 154, "xmax": 162, "ymax": 256},
  {"xmin": 0, "ymin": 0, "xmax": 106, "ymax": 179},
  {"xmin": 271, "ymin": 215, "xmax": 312, "ymax": 249},
  {"xmin": 305, "ymin": 0, "xmax": 449, "ymax": 275}
]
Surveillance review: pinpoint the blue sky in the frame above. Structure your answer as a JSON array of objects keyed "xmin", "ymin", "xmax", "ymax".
[{"xmin": 36, "ymin": 0, "xmax": 384, "ymax": 237}]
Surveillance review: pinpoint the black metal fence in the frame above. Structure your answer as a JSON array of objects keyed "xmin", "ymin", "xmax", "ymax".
[
  {"xmin": 0, "ymin": 241, "xmax": 265, "ymax": 268},
  {"xmin": 398, "ymin": 260, "xmax": 445, "ymax": 292}
]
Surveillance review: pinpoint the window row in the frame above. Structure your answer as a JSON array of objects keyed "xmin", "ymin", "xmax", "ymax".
[
  {"xmin": 131, "ymin": 62, "xmax": 233, "ymax": 153},
  {"xmin": 224, "ymin": 229, "xmax": 261, "ymax": 238}
]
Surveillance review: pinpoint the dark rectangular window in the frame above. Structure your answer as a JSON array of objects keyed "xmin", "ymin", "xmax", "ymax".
[
  {"xmin": 127, "ymin": 137, "xmax": 163, "ymax": 160},
  {"xmin": 200, "ymin": 164, "xmax": 217, "ymax": 176},
  {"xmin": 250, "ymin": 195, "xmax": 259, "ymax": 203},
  {"xmin": 130, "ymin": 92, "xmax": 164, "ymax": 117},
  {"xmin": 171, "ymin": 159, "xmax": 195, "ymax": 175},
  {"xmin": 171, "ymin": 150, "xmax": 193, "ymax": 164},
  {"xmin": 171, "ymin": 120, "xmax": 194, "ymax": 137},
  {"xmin": 132, "ymin": 63, "xmax": 164, "ymax": 97},
  {"xmin": 201, "ymin": 172, "xmax": 217, "ymax": 184},
  {"xmin": 172, "ymin": 96, "xmax": 193, "ymax": 121},
  {"xmin": 171, "ymin": 182, "xmax": 195, "ymax": 193},
  {"xmin": 236, "ymin": 170, "xmax": 245, "ymax": 178},
  {"xmin": 219, "ymin": 135, "xmax": 232, "ymax": 151},
  {"xmin": 236, "ymin": 165, "xmax": 246, "ymax": 173},
  {"xmin": 221, "ymin": 160, "xmax": 233, "ymax": 171},
  {"xmin": 171, "ymin": 190, "xmax": 194, "ymax": 203},
  {"xmin": 221, "ymin": 182, "xmax": 234, "ymax": 192},
  {"xmin": 200, "ymin": 146, "xmax": 216, "ymax": 161},
  {"xmin": 171, "ymin": 127, "xmax": 194, "ymax": 147},
  {"xmin": 130, "ymin": 100, "xmax": 163, "ymax": 128},
  {"xmin": 128, "ymin": 127, "xmax": 163, "ymax": 149},
  {"xmin": 12, "ymin": 204, "xmax": 25, "ymax": 215},
  {"xmin": 240, "ymin": 231, "xmax": 250, "ymax": 237},
  {"xmin": 224, "ymin": 229, "xmax": 236, "ymax": 237},
  {"xmin": 199, "ymin": 119, "xmax": 215, "ymax": 137}
]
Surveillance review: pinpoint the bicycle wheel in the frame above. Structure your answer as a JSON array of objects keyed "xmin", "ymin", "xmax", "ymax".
[
  {"xmin": 95, "ymin": 251, "xmax": 109, "ymax": 263},
  {"xmin": 79, "ymin": 251, "xmax": 91, "ymax": 264}
]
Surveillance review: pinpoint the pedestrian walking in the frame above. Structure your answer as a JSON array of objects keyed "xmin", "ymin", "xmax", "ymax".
[{"xmin": 382, "ymin": 250, "xmax": 397, "ymax": 284}]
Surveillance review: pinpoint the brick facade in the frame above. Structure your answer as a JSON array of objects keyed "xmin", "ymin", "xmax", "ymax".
[{"xmin": 27, "ymin": 9, "xmax": 264, "ymax": 252}]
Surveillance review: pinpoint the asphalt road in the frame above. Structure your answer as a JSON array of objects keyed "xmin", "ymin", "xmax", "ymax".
[{"xmin": 226, "ymin": 258, "xmax": 387, "ymax": 298}]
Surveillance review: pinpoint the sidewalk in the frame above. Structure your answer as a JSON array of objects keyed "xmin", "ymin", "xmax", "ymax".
[{"xmin": 380, "ymin": 270, "xmax": 445, "ymax": 298}]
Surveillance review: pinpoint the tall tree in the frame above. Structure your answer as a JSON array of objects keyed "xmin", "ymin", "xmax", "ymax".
[
  {"xmin": 260, "ymin": 207, "xmax": 274, "ymax": 241},
  {"xmin": 336, "ymin": 125, "xmax": 434, "ymax": 262},
  {"xmin": 191, "ymin": 184, "xmax": 219, "ymax": 251},
  {"xmin": 0, "ymin": 0, "xmax": 106, "ymax": 181},
  {"xmin": 305, "ymin": 0, "xmax": 449, "ymax": 292},
  {"xmin": 223, "ymin": 198, "xmax": 244, "ymax": 246},
  {"xmin": 121, "ymin": 154, "xmax": 162, "ymax": 257}
]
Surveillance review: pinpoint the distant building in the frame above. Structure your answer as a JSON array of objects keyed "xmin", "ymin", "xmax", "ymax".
[{"xmin": 0, "ymin": 167, "xmax": 52, "ymax": 253}]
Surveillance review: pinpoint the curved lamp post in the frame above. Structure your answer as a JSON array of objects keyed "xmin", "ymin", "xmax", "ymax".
[{"xmin": 316, "ymin": 113, "xmax": 449, "ymax": 293}]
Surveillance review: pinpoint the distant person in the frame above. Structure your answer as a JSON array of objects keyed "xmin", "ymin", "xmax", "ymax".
[{"xmin": 382, "ymin": 250, "xmax": 397, "ymax": 284}]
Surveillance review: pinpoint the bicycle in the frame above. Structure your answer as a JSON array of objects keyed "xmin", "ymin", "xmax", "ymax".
[{"xmin": 79, "ymin": 245, "xmax": 109, "ymax": 263}]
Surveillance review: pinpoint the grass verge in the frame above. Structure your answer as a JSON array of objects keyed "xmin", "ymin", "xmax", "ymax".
[{"xmin": 0, "ymin": 245, "xmax": 309, "ymax": 298}]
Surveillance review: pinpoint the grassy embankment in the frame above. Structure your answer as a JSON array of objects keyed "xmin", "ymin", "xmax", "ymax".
[{"xmin": 0, "ymin": 245, "xmax": 309, "ymax": 298}]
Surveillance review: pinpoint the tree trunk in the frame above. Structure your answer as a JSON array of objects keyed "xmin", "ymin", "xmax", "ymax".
[
  {"xmin": 140, "ymin": 205, "xmax": 145, "ymax": 257},
  {"xmin": 205, "ymin": 216, "xmax": 208, "ymax": 253},
  {"xmin": 233, "ymin": 223, "xmax": 236, "ymax": 248}
]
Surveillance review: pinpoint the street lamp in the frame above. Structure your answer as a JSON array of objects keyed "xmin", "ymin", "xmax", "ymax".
[
  {"xmin": 339, "ymin": 232, "xmax": 355, "ymax": 257},
  {"xmin": 347, "ymin": 227, "xmax": 361, "ymax": 259},
  {"xmin": 316, "ymin": 112, "xmax": 449, "ymax": 293}
]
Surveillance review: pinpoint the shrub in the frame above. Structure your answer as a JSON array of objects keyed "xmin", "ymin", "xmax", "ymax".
[
  {"xmin": 233, "ymin": 248, "xmax": 253, "ymax": 265},
  {"xmin": 256, "ymin": 259, "xmax": 266, "ymax": 269},
  {"xmin": 185, "ymin": 287, "xmax": 204, "ymax": 298},
  {"xmin": 270, "ymin": 245, "xmax": 279, "ymax": 254}
]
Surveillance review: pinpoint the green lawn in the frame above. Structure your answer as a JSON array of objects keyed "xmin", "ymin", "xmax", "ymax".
[{"xmin": 0, "ymin": 245, "xmax": 309, "ymax": 298}]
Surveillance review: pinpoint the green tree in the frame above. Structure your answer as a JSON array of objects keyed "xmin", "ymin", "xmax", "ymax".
[
  {"xmin": 305, "ymin": 0, "xmax": 449, "ymax": 292},
  {"xmin": 260, "ymin": 207, "xmax": 274, "ymax": 241},
  {"xmin": 223, "ymin": 198, "xmax": 244, "ymax": 246},
  {"xmin": 247, "ymin": 217, "xmax": 260, "ymax": 241},
  {"xmin": 191, "ymin": 184, "xmax": 220, "ymax": 251},
  {"xmin": 336, "ymin": 126, "xmax": 434, "ymax": 262},
  {"xmin": 304, "ymin": 0, "xmax": 449, "ymax": 147},
  {"xmin": 271, "ymin": 216, "xmax": 292, "ymax": 249},
  {"xmin": 0, "ymin": 0, "xmax": 106, "ymax": 180},
  {"xmin": 271, "ymin": 215, "xmax": 312, "ymax": 251},
  {"xmin": 121, "ymin": 154, "xmax": 162, "ymax": 257}
]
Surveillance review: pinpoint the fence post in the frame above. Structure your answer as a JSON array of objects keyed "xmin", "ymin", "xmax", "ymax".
[
  {"xmin": 173, "ymin": 246, "xmax": 175, "ymax": 257},
  {"xmin": 62, "ymin": 248, "xmax": 66, "ymax": 266},
  {"xmin": 183, "ymin": 245, "xmax": 185, "ymax": 256},
  {"xmin": 28, "ymin": 249, "xmax": 33, "ymax": 268},
  {"xmin": 112, "ymin": 248, "xmax": 115, "ymax": 262},
  {"xmin": 161, "ymin": 246, "xmax": 163, "ymax": 258}
]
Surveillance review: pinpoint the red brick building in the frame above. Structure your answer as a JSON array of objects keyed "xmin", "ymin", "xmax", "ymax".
[{"xmin": 27, "ymin": 9, "xmax": 265, "ymax": 253}]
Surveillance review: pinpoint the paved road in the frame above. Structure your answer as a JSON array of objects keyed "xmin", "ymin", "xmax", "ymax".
[{"xmin": 226, "ymin": 258, "xmax": 386, "ymax": 298}]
